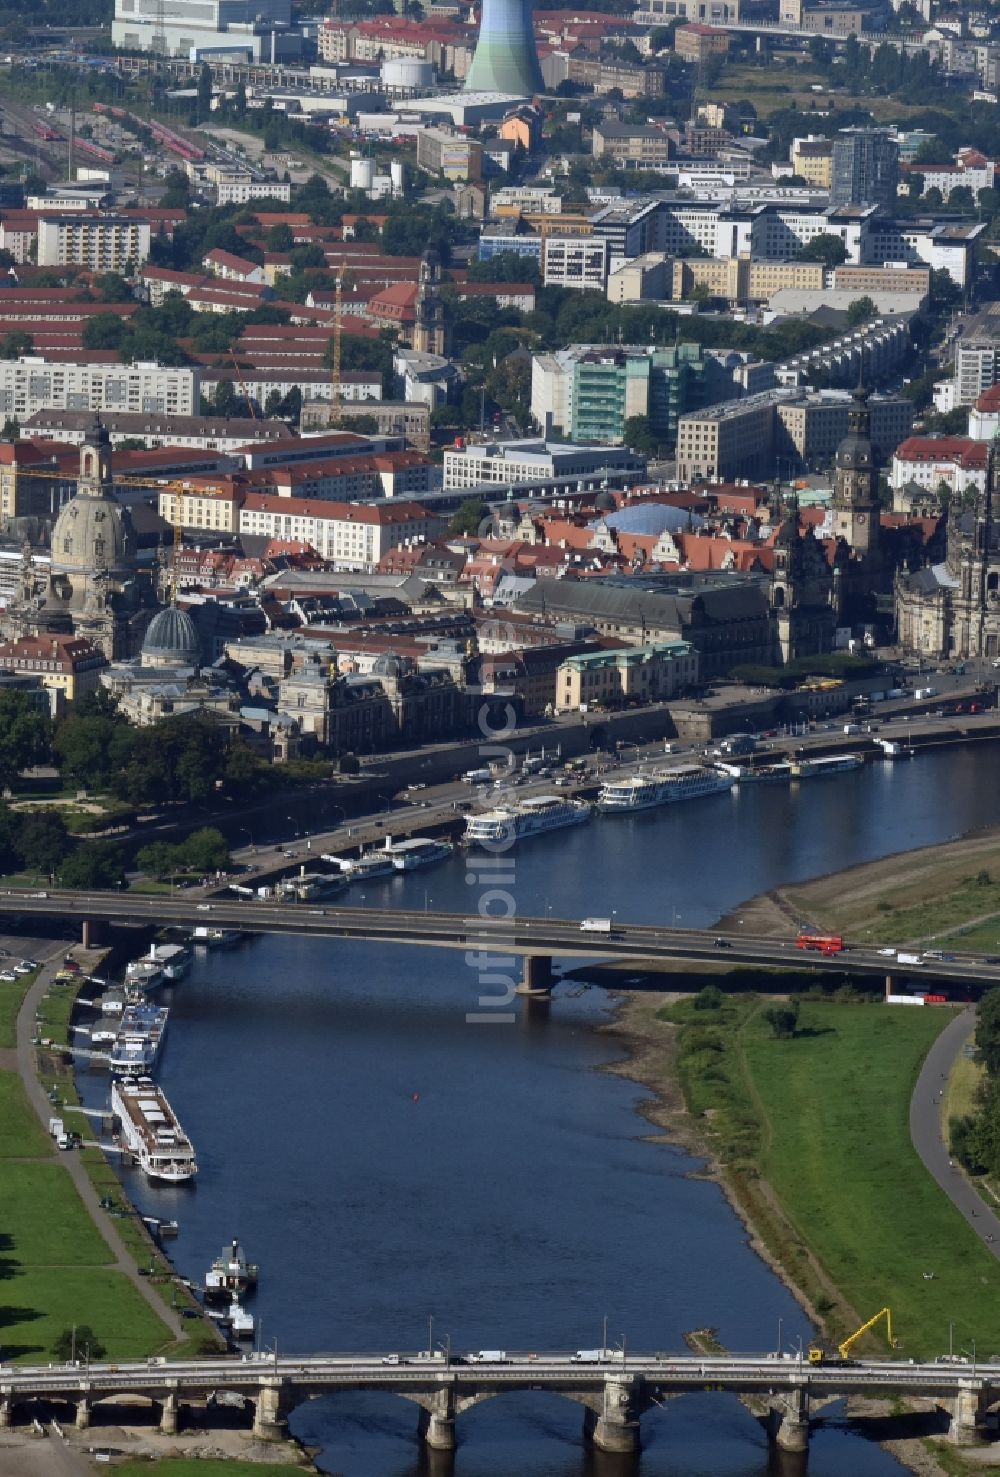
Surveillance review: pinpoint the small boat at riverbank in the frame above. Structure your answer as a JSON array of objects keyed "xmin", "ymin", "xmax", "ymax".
[
  {"xmin": 791, "ymin": 753, "xmax": 864, "ymax": 779},
  {"xmin": 386, "ymin": 837, "xmax": 454, "ymax": 871},
  {"xmin": 111, "ymin": 1076, "xmax": 197, "ymax": 1184},
  {"xmin": 193, "ymin": 927, "xmax": 243, "ymax": 949},
  {"xmin": 716, "ymin": 761, "xmax": 792, "ymax": 786},
  {"xmin": 205, "ymin": 1238, "xmax": 259, "ymax": 1298}
]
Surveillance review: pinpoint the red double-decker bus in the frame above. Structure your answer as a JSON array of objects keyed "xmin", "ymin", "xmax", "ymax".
[{"xmin": 796, "ymin": 932, "xmax": 844, "ymax": 955}]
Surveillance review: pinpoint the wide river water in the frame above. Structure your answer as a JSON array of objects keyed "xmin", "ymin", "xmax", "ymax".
[{"xmin": 80, "ymin": 742, "xmax": 1000, "ymax": 1475}]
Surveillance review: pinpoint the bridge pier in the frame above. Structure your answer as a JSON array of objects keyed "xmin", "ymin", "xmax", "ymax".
[
  {"xmin": 948, "ymin": 1382, "xmax": 987, "ymax": 1444},
  {"xmin": 515, "ymin": 954, "xmax": 553, "ymax": 997},
  {"xmin": 583, "ymin": 1379, "xmax": 641, "ymax": 1454},
  {"xmin": 160, "ymin": 1390, "xmax": 179, "ymax": 1435},
  {"xmin": 81, "ymin": 918, "xmax": 104, "ymax": 950},
  {"xmin": 417, "ymin": 1389, "xmax": 457, "ymax": 1450},
  {"xmin": 74, "ymin": 1398, "xmax": 90, "ymax": 1431},
  {"xmin": 769, "ymin": 1385, "xmax": 809, "ymax": 1453},
  {"xmin": 0, "ymin": 1398, "xmax": 10, "ymax": 1429},
  {"xmin": 252, "ymin": 1381, "xmax": 287, "ymax": 1441}
]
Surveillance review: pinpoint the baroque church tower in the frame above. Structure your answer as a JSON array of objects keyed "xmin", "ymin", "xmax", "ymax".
[
  {"xmin": 831, "ymin": 375, "xmax": 881, "ymax": 565},
  {"xmin": 411, "ymin": 247, "xmax": 451, "ymax": 357}
]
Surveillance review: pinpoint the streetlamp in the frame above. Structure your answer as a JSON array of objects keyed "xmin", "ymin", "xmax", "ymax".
[
  {"xmin": 602, "ymin": 1315, "xmax": 608, "ymax": 1357},
  {"xmin": 949, "ymin": 1321, "xmax": 954, "ymax": 1359},
  {"xmin": 240, "ymin": 826, "xmax": 254, "ymax": 854},
  {"xmin": 776, "ymin": 1318, "xmax": 783, "ymax": 1359},
  {"xmin": 428, "ymin": 1314, "xmax": 434, "ymax": 1359}
]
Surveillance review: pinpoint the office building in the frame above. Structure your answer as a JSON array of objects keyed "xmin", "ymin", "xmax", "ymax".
[
  {"xmin": 530, "ymin": 343, "xmax": 710, "ymax": 444},
  {"xmin": 112, "ymin": 0, "xmax": 300, "ymax": 60},
  {"xmin": 830, "ymin": 128, "xmax": 899, "ymax": 210}
]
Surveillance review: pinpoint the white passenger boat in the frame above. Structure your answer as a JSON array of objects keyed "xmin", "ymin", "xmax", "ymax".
[
  {"xmin": 716, "ymin": 761, "xmax": 792, "ymax": 785},
  {"xmin": 386, "ymin": 837, "xmax": 454, "ymax": 871},
  {"xmin": 277, "ymin": 871, "xmax": 348, "ymax": 901},
  {"xmin": 108, "ymin": 1002, "xmax": 169, "ymax": 1077},
  {"xmin": 156, "ymin": 944, "xmax": 191, "ymax": 981},
  {"xmin": 125, "ymin": 950, "xmax": 164, "ymax": 990},
  {"xmin": 111, "ymin": 1076, "xmax": 197, "ymax": 1184},
  {"xmin": 464, "ymin": 794, "xmax": 591, "ymax": 845},
  {"xmin": 342, "ymin": 851, "xmax": 397, "ymax": 880},
  {"xmin": 791, "ymin": 753, "xmax": 864, "ymax": 779},
  {"xmin": 205, "ymin": 1238, "xmax": 259, "ymax": 1297},
  {"xmin": 598, "ymin": 765, "xmax": 734, "ymax": 813}
]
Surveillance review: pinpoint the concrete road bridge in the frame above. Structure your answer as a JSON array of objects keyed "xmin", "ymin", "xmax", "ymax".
[
  {"xmin": 1, "ymin": 1352, "xmax": 997, "ymax": 1454},
  {"xmin": 4, "ymin": 889, "xmax": 997, "ymax": 997}
]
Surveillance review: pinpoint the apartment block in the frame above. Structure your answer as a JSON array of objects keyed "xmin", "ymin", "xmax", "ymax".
[
  {"xmin": 592, "ymin": 124, "xmax": 673, "ymax": 170},
  {"xmin": 674, "ymin": 22, "xmax": 730, "ymax": 60},
  {"xmin": 36, "ymin": 214, "xmax": 152, "ymax": 270},
  {"xmin": 789, "ymin": 136, "xmax": 833, "ymax": 189},
  {"xmin": 416, "ymin": 127, "xmax": 482, "ymax": 182},
  {"xmin": 0, "ymin": 358, "xmax": 199, "ymax": 421}
]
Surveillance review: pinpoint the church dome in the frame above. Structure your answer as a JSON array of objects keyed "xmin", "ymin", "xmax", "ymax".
[
  {"xmin": 51, "ymin": 490, "xmax": 131, "ymax": 576},
  {"xmin": 141, "ymin": 605, "xmax": 201, "ymax": 667}
]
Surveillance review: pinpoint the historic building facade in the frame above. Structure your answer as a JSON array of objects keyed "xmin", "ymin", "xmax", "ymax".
[{"xmin": 895, "ymin": 441, "xmax": 1000, "ymax": 659}]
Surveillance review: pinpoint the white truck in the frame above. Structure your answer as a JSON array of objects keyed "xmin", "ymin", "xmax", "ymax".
[
  {"xmin": 896, "ymin": 952, "xmax": 925, "ymax": 966},
  {"xmin": 462, "ymin": 769, "xmax": 492, "ymax": 784},
  {"xmin": 470, "ymin": 1350, "xmax": 508, "ymax": 1363},
  {"xmin": 580, "ymin": 918, "xmax": 613, "ymax": 934},
  {"xmin": 48, "ymin": 1117, "xmax": 70, "ymax": 1149},
  {"xmin": 570, "ymin": 1349, "xmax": 605, "ymax": 1363}
]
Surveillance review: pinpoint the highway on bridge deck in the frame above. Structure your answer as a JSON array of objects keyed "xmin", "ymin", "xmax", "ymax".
[
  {"xmin": 3, "ymin": 889, "xmax": 1000, "ymax": 986},
  {"xmin": 2, "ymin": 1351, "xmax": 998, "ymax": 1401}
]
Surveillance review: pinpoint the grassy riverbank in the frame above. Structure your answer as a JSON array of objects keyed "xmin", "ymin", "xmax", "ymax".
[
  {"xmin": 625, "ymin": 992, "xmax": 1000, "ymax": 1359},
  {"xmin": 776, "ymin": 830, "xmax": 1000, "ymax": 951}
]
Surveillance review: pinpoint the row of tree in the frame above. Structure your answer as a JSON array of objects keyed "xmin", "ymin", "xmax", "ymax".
[{"xmin": 952, "ymin": 988, "xmax": 1000, "ymax": 1175}]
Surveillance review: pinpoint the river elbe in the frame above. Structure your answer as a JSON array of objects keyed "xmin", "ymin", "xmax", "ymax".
[{"xmin": 84, "ymin": 742, "xmax": 1000, "ymax": 1475}]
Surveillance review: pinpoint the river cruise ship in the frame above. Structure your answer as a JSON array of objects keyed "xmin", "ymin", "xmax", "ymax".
[
  {"xmin": 387, "ymin": 838, "xmax": 454, "ymax": 870},
  {"xmin": 111, "ymin": 1077, "xmax": 197, "ymax": 1184},
  {"xmin": 598, "ymin": 766, "xmax": 734, "ymax": 813},
  {"xmin": 790, "ymin": 753, "xmax": 863, "ymax": 779},
  {"xmin": 464, "ymin": 794, "xmax": 591, "ymax": 845},
  {"xmin": 108, "ymin": 1002, "xmax": 169, "ymax": 1077}
]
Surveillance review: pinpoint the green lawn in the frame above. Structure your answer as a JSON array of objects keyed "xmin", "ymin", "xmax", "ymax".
[
  {"xmin": 0, "ymin": 970, "xmax": 37, "ymax": 1048},
  {"xmin": 5, "ymin": 1162, "xmax": 114, "ymax": 1265},
  {"xmin": 0, "ymin": 1269, "xmax": 174, "ymax": 1362},
  {"xmin": 0, "ymin": 1074, "xmax": 50, "ymax": 1157},
  {"xmin": 741, "ymin": 1001, "xmax": 1000, "ymax": 1359}
]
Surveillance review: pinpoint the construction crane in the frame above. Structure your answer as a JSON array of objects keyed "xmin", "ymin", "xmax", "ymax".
[
  {"xmin": 808, "ymin": 1308, "xmax": 897, "ymax": 1365},
  {"xmin": 230, "ymin": 353, "xmax": 258, "ymax": 420},
  {"xmin": 329, "ymin": 258, "xmax": 346, "ymax": 426}
]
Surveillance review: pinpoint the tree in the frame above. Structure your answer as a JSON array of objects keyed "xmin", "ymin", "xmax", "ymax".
[
  {"xmin": 14, "ymin": 811, "xmax": 69, "ymax": 879},
  {"xmin": 136, "ymin": 841, "xmax": 180, "ymax": 881},
  {"xmin": 0, "ymin": 691, "xmax": 52, "ymax": 790},
  {"xmin": 82, "ymin": 315, "xmax": 126, "ymax": 351},
  {"xmin": 922, "ymin": 185, "xmax": 943, "ymax": 210},
  {"xmin": 447, "ymin": 497, "xmax": 489, "ymax": 536},
  {"xmin": 949, "ymin": 185, "xmax": 974, "ymax": 210},
  {"xmin": 798, "ymin": 234, "xmax": 848, "ymax": 268},
  {"xmin": 623, "ymin": 414, "xmax": 657, "ymax": 454},
  {"xmin": 265, "ymin": 223, "xmax": 294, "ymax": 252},
  {"xmin": 976, "ymin": 988, "xmax": 1000, "ymax": 1077},
  {"xmin": 0, "ymin": 331, "xmax": 31, "ymax": 360},
  {"xmin": 59, "ymin": 840, "xmax": 126, "ymax": 890},
  {"xmin": 846, "ymin": 295, "xmax": 877, "ymax": 327},
  {"xmin": 181, "ymin": 826, "xmax": 230, "ymax": 874},
  {"xmin": 763, "ymin": 1002, "xmax": 800, "ymax": 1039},
  {"xmin": 53, "ymin": 1326, "xmax": 105, "ymax": 1362},
  {"xmin": 694, "ymin": 985, "xmax": 723, "ymax": 1011}
]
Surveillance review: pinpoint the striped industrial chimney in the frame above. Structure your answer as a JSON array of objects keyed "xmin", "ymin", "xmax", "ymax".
[{"xmin": 464, "ymin": 0, "xmax": 543, "ymax": 94}]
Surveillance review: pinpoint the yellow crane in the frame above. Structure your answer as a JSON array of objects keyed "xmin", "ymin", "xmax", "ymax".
[{"xmin": 808, "ymin": 1308, "xmax": 897, "ymax": 1364}]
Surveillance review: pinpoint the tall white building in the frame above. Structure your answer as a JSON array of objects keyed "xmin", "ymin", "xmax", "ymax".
[
  {"xmin": 112, "ymin": 0, "xmax": 300, "ymax": 61},
  {"xmin": 37, "ymin": 215, "xmax": 152, "ymax": 271},
  {"xmin": 0, "ymin": 360, "xmax": 199, "ymax": 422}
]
